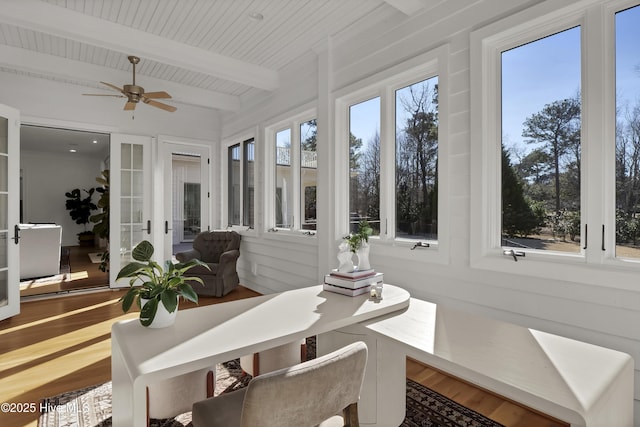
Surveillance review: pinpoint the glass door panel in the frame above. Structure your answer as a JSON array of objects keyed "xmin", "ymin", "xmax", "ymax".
[
  {"xmin": 109, "ymin": 134, "xmax": 152, "ymax": 287},
  {"xmin": 0, "ymin": 104, "xmax": 19, "ymax": 321},
  {"xmin": 161, "ymin": 139, "xmax": 210, "ymax": 261}
]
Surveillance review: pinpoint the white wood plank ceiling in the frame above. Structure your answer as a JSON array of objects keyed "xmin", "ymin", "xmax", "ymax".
[{"xmin": 0, "ymin": 0, "xmax": 431, "ymax": 112}]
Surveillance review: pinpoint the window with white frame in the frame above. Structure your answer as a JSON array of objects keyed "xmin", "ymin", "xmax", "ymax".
[
  {"xmin": 471, "ymin": 0, "xmax": 640, "ymax": 284},
  {"xmin": 228, "ymin": 144, "xmax": 240, "ymax": 226},
  {"xmin": 349, "ymin": 97, "xmax": 381, "ymax": 235},
  {"xmin": 227, "ymin": 138, "xmax": 254, "ymax": 228},
  {"xmin": 338, "ymin": 46, "xmax": 448, "ymax": 257},
  {"xmin": 614, "ymin": 4, "xmax": 640, "ymax": 259},
  {"xmin": 301, "ymin": 119, "xmax": 318, "ymax": 230},
  {"xmin": 501, "ymin": 27, "xmax": 582, "ymax": 254},
  {"xmin": 395, "ymin": 76, "xmax": 439, "ymax": 241},
  {"xmin": 268, "ymin": 115, "xmax": 317, "ymax": 232}
]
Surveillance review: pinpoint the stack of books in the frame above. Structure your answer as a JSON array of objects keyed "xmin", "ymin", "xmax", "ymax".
[{"xmin": 323, "ymin": 269, "xmax": 383, "ymax": 296}]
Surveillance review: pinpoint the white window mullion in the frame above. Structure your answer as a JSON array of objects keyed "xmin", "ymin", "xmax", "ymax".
[
  {"xmin": 291, "ymin": 122, "xmax": 301, "ymax": 230},
  {"xmin": 582, "ymin": 3, "xmax": 608, "ymax": 264},
  {"xmin": 380, "ymin": 87, "xmax": 394, "ymax": 241}
]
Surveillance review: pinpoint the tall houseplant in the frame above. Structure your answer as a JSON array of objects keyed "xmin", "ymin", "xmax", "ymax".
[
  {"xmin": 90, "ymin": 170, "xmax": 110, "ymax": 271},
  {"xmin": 65, "ymin": 188, "xmax": 97, "ymax": 245},
  {"xmin": 117, "ymin": 240, "xmax": 209, "ymax": 327}
]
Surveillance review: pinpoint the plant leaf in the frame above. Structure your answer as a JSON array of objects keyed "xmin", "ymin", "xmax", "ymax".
[
  {"xmin": 120, "ymin": 288, "xmax": 138, "ymax": 312},
  {"xmin": 178, "ymin": 283, "xmax": 199, "ymax": 303},
  {"xmin": 139, "ymin": 297, "xmax": 158, "ymax": 327},
  {"xmin": 116, "ymin": 262, "xmax": 148, "ymax": 280},
  {"xmin": 161, "ymin": 289, "xmax": 178, "ymax": 313},
  {"xmin": 132, "ymin": 240, "xmax": 154, "ymax": 262}
]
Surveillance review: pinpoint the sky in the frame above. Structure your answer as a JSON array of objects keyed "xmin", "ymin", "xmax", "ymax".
[
  {"xmin": 348, "ymin": 5, "xmax": 640, "ymax": 157},
  {"xmin": 503, "ymin": 5, "xmax": 640, "ymax": 156}
]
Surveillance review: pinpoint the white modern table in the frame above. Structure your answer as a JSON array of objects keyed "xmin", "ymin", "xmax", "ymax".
[
  {"xmin": 111, "ymin": 284, "xmax": 411, "ymax": 426},
  {"xmin": 323, "ymin": 297, "xmax": 634, "ymax": 427}
]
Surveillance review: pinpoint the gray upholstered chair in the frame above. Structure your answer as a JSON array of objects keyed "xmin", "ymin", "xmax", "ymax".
[
  {"xmin": 192, "ymin": 341, "xmax": 368, "ymax": 427},
  {"xmin": 175, "ymin": 231, "xmax": 241, "ymax": 297}
]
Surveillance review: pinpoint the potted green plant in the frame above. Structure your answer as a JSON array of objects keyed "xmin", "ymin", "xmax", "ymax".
[
  {"xmin": 90, "ymin": 170, "xmax": 110, "ymax": 272},
  {"xmin": 65, "ymin": 187, "xmax": 97, "ymax": 246},
  {"xmin": 344, "ymin": 220, "xmax": 373, "ymax": 270},
  {"xmin": 117, "ymin": 240, "xmax": 209, "ymax": 328}
]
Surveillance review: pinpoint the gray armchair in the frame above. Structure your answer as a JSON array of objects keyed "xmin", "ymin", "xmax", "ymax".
[{"xmin": 175, "ymin": 231, "xmax": 241, "ymax": 297}]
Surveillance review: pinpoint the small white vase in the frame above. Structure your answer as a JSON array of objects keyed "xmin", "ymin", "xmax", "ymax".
[
  {"xmin": 141, "ymin": 297, "xmax": 178, "ymax": 328},
  {"xmin": 337, "ymin": 242, "xmax": 355, "ymax": 272},
  {"xmin": 356, "ymin": 242, "xmax": 371, "ymax": 271}
]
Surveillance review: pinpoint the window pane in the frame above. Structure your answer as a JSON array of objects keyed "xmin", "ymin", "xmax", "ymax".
[
  {"xmin": 243, "ymin": 139, "xmax": 254, "ymax": 228},
  {"xmin": 395, "ymin": 77, "xmax": 439, "ymax": 241},
  {"xmin": 276, "ymin": 129, "xmax": 293, "ymax": 228},
  {"xmin": 349, "ymin": 98, "xmax": 381, "ymax": 235},
  {"xmin": 301, "ymin": 119, "xmax": 317, "ymax": 230},
  {"xmin": 501, "ymin": 27, "xmax": 581, "ymax": 253},
  {"xmin": 228, "ymin": 144, "xmax": 240, "ymax": 226},
  {"xmin": 615, "ymin": 5, "xmax": 640, "ymax": 259}
]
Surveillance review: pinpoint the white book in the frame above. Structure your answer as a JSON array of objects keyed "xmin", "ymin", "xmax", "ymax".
[
  {"xmin": 330, "ymin": 268, "xmax": 375, "ymax": 279},
  {"xmin": 324, "ymin": 272, "xmax": 384, "ymax": 289},
  {"xmin": 323, "ymin": 283, "xmax": 372, "ymax": 297}
]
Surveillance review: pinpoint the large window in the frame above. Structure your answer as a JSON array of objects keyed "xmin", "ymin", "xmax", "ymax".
[
  {"xmin": 227, "ymin": 138, "xmax": 254, "ymax": 228},
  {"xmin": 501, "ymin": 28, "xmax": 581, "ymax": 254},
  {"xmin": 471, "ymin": 0, "xmax": 640, "ymax": 285},
  {"xmin": 244, "ymin": 139, "xmax": 255, "ymax": 228},
  {"xmin": 228, "ymin": 144, "xmax": 240, "ymax": 226},
  {"xmin": 395, "ymin": 77, "xmax": 439, "ymax": 240},
  {"xmin": 301, "ymin": 120, "xmax": 318, "ymax": 230},
  {"xmin": 275, "ymin": 129, "xmax": 293, "ymax": 228},
  {"xmin": 349, "ymin": 97, "xmax": 381, "ymax": 235},
  {"xmin": 338, "ymin": 46, "xmax": 448, "ymax": 260},
  {"xmin": 615, "ymin": 4, "xmax": 640, "ymax": 260},
  {"xmin": 268, "ymin": 113, "xmax": 317, "ymax": 233}
]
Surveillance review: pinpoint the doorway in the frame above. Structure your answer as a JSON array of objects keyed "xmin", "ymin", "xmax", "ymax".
[
  {"xmin": 162, "ymin": 141, "xmax": 210, "ymax": 261},
  {"xmin": 19, "ymin": 125, "xmax": 110, "ymax": 297}
]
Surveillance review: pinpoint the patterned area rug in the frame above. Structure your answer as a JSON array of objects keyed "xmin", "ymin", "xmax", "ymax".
[{"xmin": 39, "ymin": 359, "xmax": 503, "ymax": 427}]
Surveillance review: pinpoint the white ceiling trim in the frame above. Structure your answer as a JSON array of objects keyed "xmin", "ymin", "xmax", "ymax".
[
  {"xmin": 0, "ymin": 45, "xmax": 241, "ymax": 111},
  {"xmin": 0, "ymin": 0, "xmax": 279, "ymax": 91},
  {"xmin": 383, "ymin": 0, "xmax": 425, "ymax": 15}
]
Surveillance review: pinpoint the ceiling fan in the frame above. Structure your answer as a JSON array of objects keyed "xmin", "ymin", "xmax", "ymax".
[{"xmin": 83, "ymin": 55, "xmax": 177, "ymax": 112}]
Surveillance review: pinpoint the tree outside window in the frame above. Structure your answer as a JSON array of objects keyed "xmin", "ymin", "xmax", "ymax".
[{"xmin": 395, "ymin": 77, "xmax": 439, "ymax": 240}]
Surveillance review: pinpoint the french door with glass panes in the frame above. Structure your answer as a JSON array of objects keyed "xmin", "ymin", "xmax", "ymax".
[
  {"xmin": 160, "ymin": 139, "xmax": 210, "ymax": 262},
  {"xmin": 109, "ymin": 134, "xmax": 154, "ymax": 288},
  {"xmin": 0, "ymin": 104, "xmax": 19, "ymax": 320}
]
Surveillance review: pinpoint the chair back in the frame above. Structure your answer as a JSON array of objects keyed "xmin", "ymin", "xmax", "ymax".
[
  {"xmin": 239, "ymin": 341, "xmax": 367, "ymax": 427},
  {"xmin": 193, "ymin": 231, "xmax": 240, "ymax": 263}
]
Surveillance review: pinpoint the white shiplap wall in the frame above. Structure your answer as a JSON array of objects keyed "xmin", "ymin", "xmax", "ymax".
[{"xmin": 223, "ymin": 0, "xmax": 640, "ymax": 424}]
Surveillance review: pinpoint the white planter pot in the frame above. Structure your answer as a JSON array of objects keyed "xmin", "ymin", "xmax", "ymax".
[
  {"xmin": 141, "ymin": 297, "xmax": 178, "ymax": 328},
  {"xmin": 356, "ymin": 242, "xmax": 371, "ymax": 270}
]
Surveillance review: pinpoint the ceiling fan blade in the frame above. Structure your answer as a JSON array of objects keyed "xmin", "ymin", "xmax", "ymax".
[
  {"xmin": 143, "ymin": 91, "xmax": 171, "ymax": 99},
  {"xmin": 124, "ymin": 101, "xmax": 137, "ymax": 111},
  {"xmin": 100, "ymin": 81, "xmax": 125, "ymax": 94},
  {"xmin": 82, "ymin": 93, "xmax": 125, "ymax": 97},
  {"xmin": 144, "ymin": 99, "xmax": 177, "ymax": 112}
]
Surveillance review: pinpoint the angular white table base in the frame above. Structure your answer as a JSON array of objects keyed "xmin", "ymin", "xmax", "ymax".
[{"xmin": 320, "ymin": 298, "xmax": 634, "ymax": 427}]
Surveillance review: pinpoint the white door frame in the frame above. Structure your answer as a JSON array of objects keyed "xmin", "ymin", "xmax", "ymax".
[
  {"xmin": 0, "ymin": 104, "xmax": 20, "ymax": 320},
  {"xmin": 158, "ymin": 135, "xmax": 211, "ymax": 261},
  {"xmin": 109, "ymin": 133, "xmax": 154, "ymax": 288}
]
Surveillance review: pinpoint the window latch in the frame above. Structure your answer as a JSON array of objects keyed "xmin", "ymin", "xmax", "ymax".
[
  {"xmin": 411, "ymin": 242, "xmax": 430, "ymax": 250},
  {"xmin": 503, "ymin": 249, "xmax": 525, "ymax": 262}
]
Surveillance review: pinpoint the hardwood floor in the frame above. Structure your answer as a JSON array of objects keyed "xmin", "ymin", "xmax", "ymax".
[
  {"xmin": 19, "ymin": 246, "xmax": 109, "ymax": 297},
  {"xmin": 1, "ymin": 287, "xmax": 567, "ymax": 427}
]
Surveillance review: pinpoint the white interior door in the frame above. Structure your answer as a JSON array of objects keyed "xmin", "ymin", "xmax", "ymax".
[
  {"xmin": 0, "ymin": 104, "xmax": 20, "ymax": 320},
  {"xmin": 160, "ymin": 138, "xmax": 210, "ymax": 261},
  {"xmin": 109, "ymin": 134, "xmax": 153, "ymax": 288}
]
